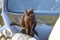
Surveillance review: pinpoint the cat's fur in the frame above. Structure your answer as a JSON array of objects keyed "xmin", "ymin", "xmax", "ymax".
[{"xmin": 10, "ymin": 9, "xmax": 38, "ymax": 37}]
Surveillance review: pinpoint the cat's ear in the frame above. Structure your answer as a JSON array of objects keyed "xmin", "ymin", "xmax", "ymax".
[
  {"xmin": 31, "ymin": 9, "xmax": 34, "ymax": 11},
  {"xmin": 25, "ymin": 10, "xmax": 27, "ymax": 13}
]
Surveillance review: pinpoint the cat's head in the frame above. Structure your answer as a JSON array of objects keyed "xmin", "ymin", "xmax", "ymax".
[{"xmin": 25, "ymin": 9, "xmax": 34, "ymax": 17}]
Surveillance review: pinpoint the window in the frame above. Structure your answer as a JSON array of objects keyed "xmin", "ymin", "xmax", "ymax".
[{"xmin": 8, "ymin": 13, "xmax": 58, "ymax": 27}]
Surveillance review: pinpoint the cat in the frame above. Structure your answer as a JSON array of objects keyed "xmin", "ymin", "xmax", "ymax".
[{"xmin": 10, "ymin": 9, "xmax": 38, "ymax": 37}]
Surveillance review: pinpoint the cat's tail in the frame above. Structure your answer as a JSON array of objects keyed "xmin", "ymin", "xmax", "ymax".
[
  {"xmin": 10, "ymin": 22, "xmax": 21, "ymax": 26},
  {"xmin": 34, "ymin": 29, "xmax": 38, "ymax": 37}
]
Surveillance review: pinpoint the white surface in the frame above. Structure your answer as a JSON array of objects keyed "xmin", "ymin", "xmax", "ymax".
[
  {"xmin": 49, "ymin": 16, "xmax": 60, "ymax": 40},
  {"xmin": 12, "ymin": 33, "xmax": 36, "ymax": 40}
]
